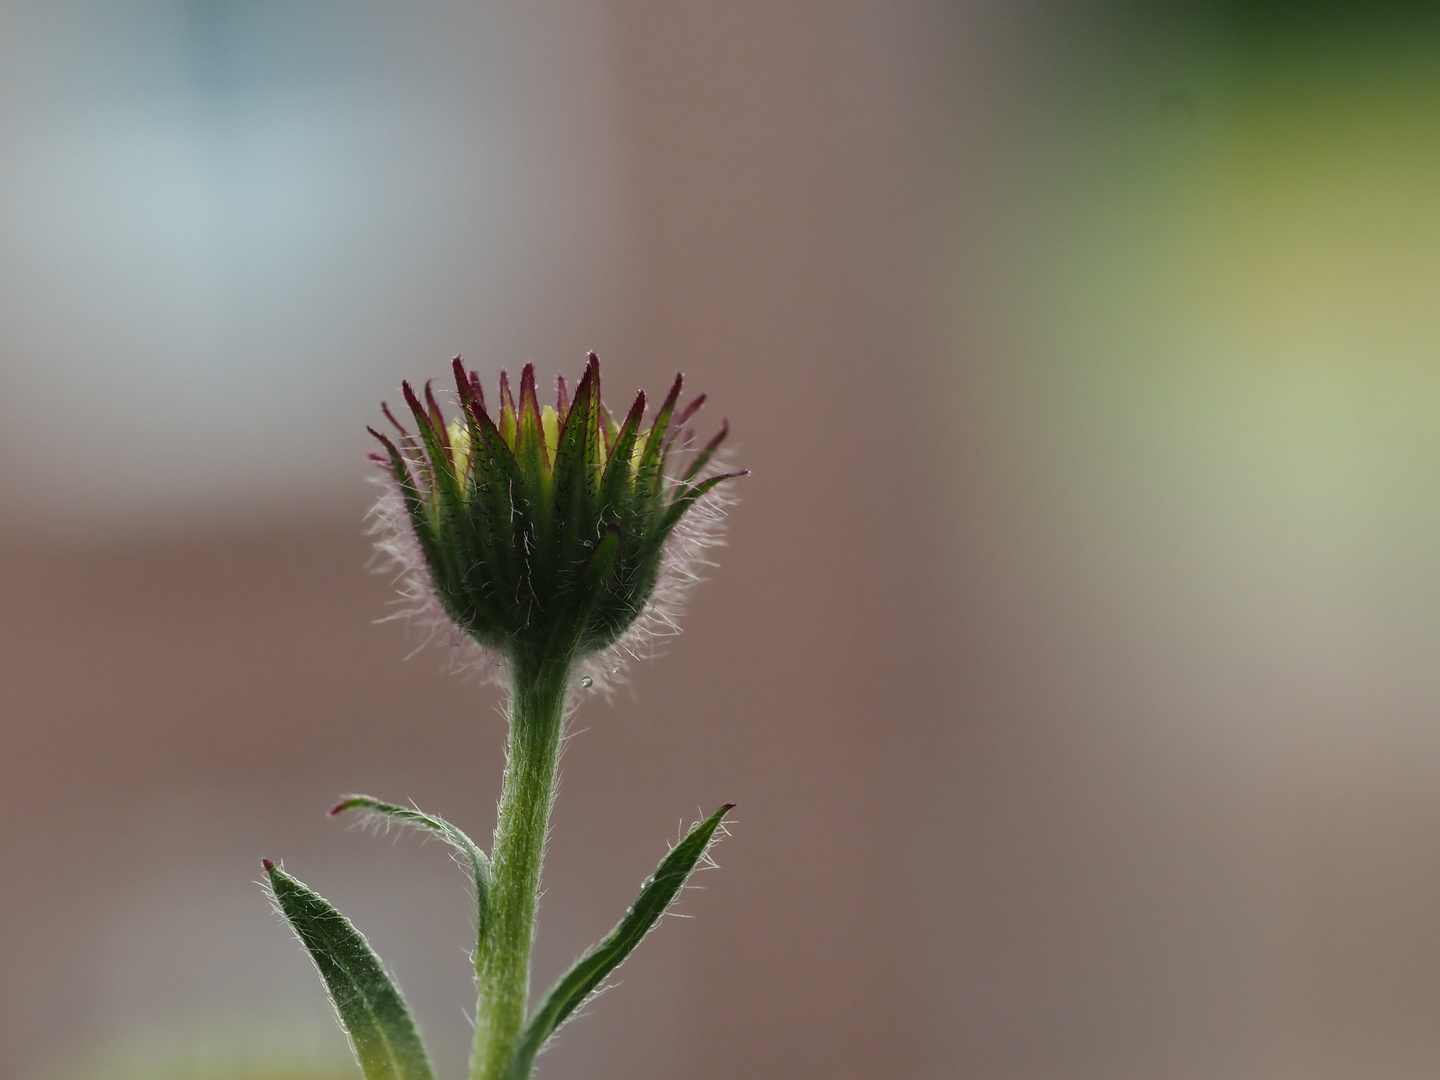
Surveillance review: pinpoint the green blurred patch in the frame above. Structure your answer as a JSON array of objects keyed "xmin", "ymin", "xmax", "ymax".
[
  {"xmin": 1208, "ymin": 0, "xmax": 1440, "ymax": 41},
  {"xmin": 1109, "ymin": 0, "xmax": 1440, "ymax": 53},
  {"xmin": 44, "ymin": 1029, "xmax": 356, "ymax": 1080},
  {"xmin": 960, "ymin": 0, "xmax": 1440, "ymax": 646}
]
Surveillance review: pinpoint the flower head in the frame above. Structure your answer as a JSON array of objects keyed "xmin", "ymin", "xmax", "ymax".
[{"xmin": 368, "ymin": 353, "xmax": 742, "ymax": 678}]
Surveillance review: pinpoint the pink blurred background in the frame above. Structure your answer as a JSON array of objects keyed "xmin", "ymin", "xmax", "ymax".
[{"xmin": 4, "ymin": 3, "xmax": 1440, "ymax": 1079}]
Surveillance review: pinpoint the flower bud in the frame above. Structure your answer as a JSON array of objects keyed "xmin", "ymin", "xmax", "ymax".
[{"xmin": 369, "ymin": 353, "xmax": 742, "ymax": 676}]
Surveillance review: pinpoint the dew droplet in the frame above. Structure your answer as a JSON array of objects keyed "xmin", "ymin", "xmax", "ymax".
[{"xmin": 580, "ymin": 676, "xmax": 593, "ymax": 688}]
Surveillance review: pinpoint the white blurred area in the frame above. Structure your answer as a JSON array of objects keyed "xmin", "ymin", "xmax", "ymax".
[
  {"xmin": 4, "ymin": 3, "xmax": 1440, "ymax": 1080},
  {"xmin": 0, "ymin": 0, "xmax": 630, "ymax": 529}
]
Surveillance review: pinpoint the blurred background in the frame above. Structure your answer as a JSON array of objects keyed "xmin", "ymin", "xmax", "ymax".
[{"xmin": 3, "ymin": 1, "xmax": 1440, "ymax": 1078}]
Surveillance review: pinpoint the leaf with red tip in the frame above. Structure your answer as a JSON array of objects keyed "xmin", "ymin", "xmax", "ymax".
[
  {"xmin": 516, "ymin": 363, "xmax": 545, "ymax": 479},
  {"xmin": 369, "ymin": 425, "xmax": 451, "ymax": 591},
  {"xmin": 681, "ymin": 419, "xmax": 729, "ymax": 483},
  {"xmin": 581, "ymin": 354, "xmax": 607, "ymax": 460},
  {"xmin": 381, "ymin": 402, "xmax": 424, "ymax": 465},
  {"xmin": 455, "ymin": 398, "xmax": 523, "ymax": 597},
  {"xmin": 598, "ymin": 391, "xmax": 647, "ymax": 504},
  {"xmin": 452, "ymin": 357, "xmax": 475, "ymax": 408},
  {"xmin": 423, "ymin": 380, "xmax": 453, "ymax": 463},
  {"xmin": 368, "ymin": 427, "xmax": 423, "ymax": 517},
  {"xmin": 423, "ymin": 380, "xmax": 445, "ymax": 432},
  {"xmin": 470, "ymin": 390, "xmax": 522, "ymax": 481},
  {"xmin": 518, "ymin": 364, "xmax": 539, "ymax": 414},
  {"xmin": 659, "ymin": 469, "xmax": 747, "ymax": 536},
  {"xmin": 553, "ymin": 358, "xmax": 598, "ymax": 492},
  {"xmin": 451, "ymin": 360, "xmax": 489, "ymax": 484},
  {"xmin": 368, "ymin": 426, "xmax": 408, "ymax": 479},
  {"xmin": 400, "ymin": 381, "xmax": 433, "ymax": 441},
  {"xmin": 633, "ymin": 373, "xmax": 683, "ymax": 496},
  {"xmin": 498, "ymin": 370, "xmax": 518, "ymax": 450},
  {"xmin": 264, "ymin": 862, "xmax": 437, "ymax": 1080},
  {"xmin": 555, "ymin": 374, "xmax": 571, "ymax": 421},
  {"xmin": 382, "ymin": 401, "xmax": 412, "ymax": 440},
  {"xmin": 403, "ymin": 381, "xmax": 460, "ymax": 506},
  {"xmin": 673, "ymin": 392, "xmax": 707, "ymax": 431},
  {"xmin": 503, "ymin": 805, "xmax": 735, "ymax": 1080},
  {"xmin": 548, "ymin": 360, "xmax": 599, "ymax": 583}
]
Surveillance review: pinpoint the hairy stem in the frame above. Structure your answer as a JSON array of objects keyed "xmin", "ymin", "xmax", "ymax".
[{"xmin": 471, "ymin": 653, "xmax": 570, "ymax": 1080}]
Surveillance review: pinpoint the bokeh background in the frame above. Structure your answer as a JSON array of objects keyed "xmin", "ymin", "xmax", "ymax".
[{"xmin": 4, "ymin": 2, "xmax": 1440, "ymax": 1078}]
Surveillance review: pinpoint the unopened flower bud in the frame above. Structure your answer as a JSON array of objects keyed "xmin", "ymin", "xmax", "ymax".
[{"xmin": 368, "ymin": 353, "xmax": 742, "ymax": 678}]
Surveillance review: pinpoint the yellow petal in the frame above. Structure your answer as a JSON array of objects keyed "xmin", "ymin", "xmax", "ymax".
[
  {"xmin": 447, "ymin": 416, "xmax": 472, "ymax": 479},
  {"xmin": 541, "ymin": 405, "xmax": 560, "ymax": 469},
  {"xmin": 630, "ymin": 429, "xmax": 648, "ymax": 477}
]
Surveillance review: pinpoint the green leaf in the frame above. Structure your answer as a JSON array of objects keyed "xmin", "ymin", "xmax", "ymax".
[
  {"xmin": 680, "ymin": 419, "xmax": 729, "ymax": 483},
  {"xmin": 657, "ymin": 470, "xmax": 747, "ymax": 539},
  {"xmin": 264, "ymin": 860, "xmax": 436, "ymax": 1080},
  {"xmin": 331, "ymin": 795, "xmax": 492, "ymax": 949},
  {"xmin": 596, "ymin": 391, "xmax": 646, "ymax": 509},
  {"xmin": 502, "ymin": 804, "xmax": 735, "ymax": 1080},
  {"xmin": 632, "ymin": 373, "xmax": 683, "ymax": 501}
]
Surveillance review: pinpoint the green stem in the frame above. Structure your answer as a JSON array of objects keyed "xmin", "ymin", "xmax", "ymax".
[{"xmin": 471, "ymin": 652, "xmax": 570, "ymax": 1080}]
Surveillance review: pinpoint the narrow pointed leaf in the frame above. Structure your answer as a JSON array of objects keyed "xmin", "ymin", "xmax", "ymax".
[
  {"xmin": 369, "ymin": 427, "xmax": 448, "ymax": 584},
  {"xmin": 502, "ymin": 804, "xmax": 735, "ymax": 1080},
  {"xmin": 332, "ymin": 796, "xmax": 492, "ymax": 948},
  {"xmin": 451, "ymin": 357, "xmax": 489, "ymax": 419},
  {"xmin": 681, "ymin": 419, "xmax": 728, "ymax": 482},
  {"xmin": 658, "ymin": 470, "xmax": 747, "ymax": 537},
  {"xmin": 423, "ymin": 381, "xmax": 453, "ymax": 463},
  {"xmin": 517, "ymin": 365, "xmax": 544, "ymax": 455},
  {"xmin": 672, "ymin": 392, "xmax": 707, "ymax": 432},
  {"xmin": 549, "ymin": 361, "xmax": 599, "ymax": 578},
  {"xmin": 264, "ymin": 860, "xmax": 436, "ymax": 1080},
  {"xmin": 381, "ymin": 402, "xmax": 424, "ymax": 465},
  {"xmin": 498, "ymin": 370, "xmax": 518, "ymax": 450},
  {"xmin": 402, "ymin": 381, "xmax": 461, "ymax": 507},
  {"xmin": 597, "ymin": 392, "xmax": 647, "ymax": 508},
  {"xmin": 367, "ymin": 428, "xmax": 421, "ymax": 512},
  {"xmin": 633, "ymin": 373, "xmax": 683, "ymax": 497},
  {"xmin": 555, "ymin": 373, "xmax": 571, "ymax": 420}
]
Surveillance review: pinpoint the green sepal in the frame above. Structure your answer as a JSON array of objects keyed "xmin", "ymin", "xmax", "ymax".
[
  {"xmin": 632, "ymin": 374, "xmax": 683, "ymax": 501},
  {"xmin": 331, "ymin": 795, "xmax": 492, "ymax": 951},
  {"xmin": 514, "ymin": 365, "xmax": 547, "ymax": 489},
  {"xmin": 263, "ymin": 860, "xmax": 436, "ymax": 1080},
  {"xmin": 548, "ymin": 363, "xmax": 599, "ymax": 590},
  {"xmin": 552, "ymin": 356, "xmax": 600, "ymax": 499},
  {"xmin": 501, "ymin": 804, "xmax": 735, "ymax": 1080},
  {"xmin": 468, "ymin": 400, "xmax": 525, "ymax": 606},
  {"xmin": 658, "ymin": 470, "xmax": 747, "ymax": 538},
  {"xmin": 597, "ymin": 392, "xmax": 647, "ymax": 515},
  {"xmin": 370, "ymin": 430, "xmax": 445, "ymax": 581},
  {"xmin": 498, "ymin": 370, "xmax": 518, "ymax": 450},
  {"xmin": 680, "ymin": 419, "xmax": 729, "ymax": 483},
  {"xmin": 402, "ymin": 381, "xmax": 462, "ymax": 511}
]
